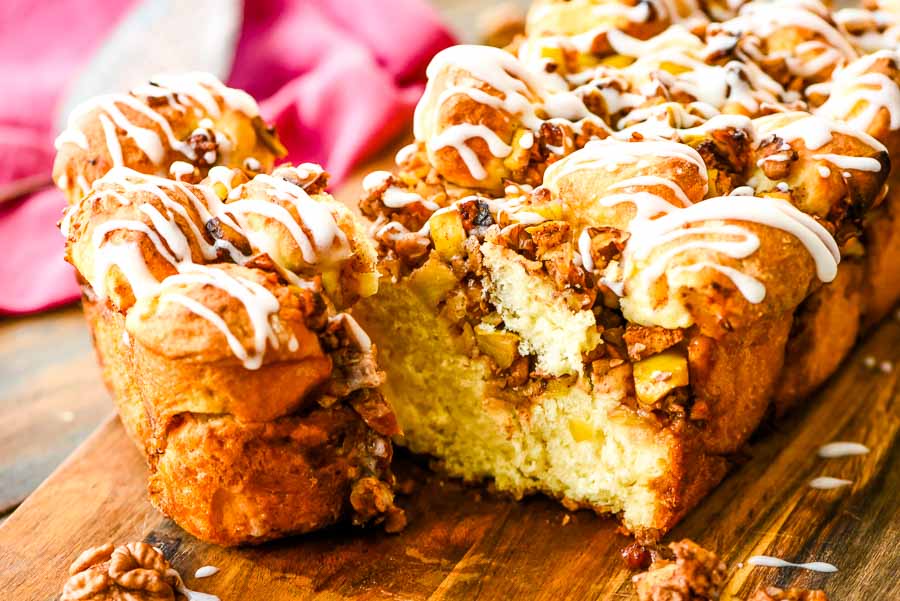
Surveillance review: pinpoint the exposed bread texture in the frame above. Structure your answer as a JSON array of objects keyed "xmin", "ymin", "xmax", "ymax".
[
  {"xmin": 481, "ymin": 240, "xmax": 598, "ymax": 376},
  {"xmin": 353, "ymin": 0, "xmax": 900, "ymax": 540},
  {"xmin": 55, "ymin": 74, "xmax": 402, "ymax": 546}
]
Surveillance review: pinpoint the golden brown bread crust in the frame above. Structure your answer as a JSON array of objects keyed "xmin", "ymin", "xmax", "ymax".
[
  {"xmin": 84, "ymin": 295, "xmax": 400, "ymax": 546},
  {"xmin": 83, "ymin": 296, "xmax": 151, "ymax": 455},
  {"xmin": 52, "ymin": 74, "xmax": 285, "ymax": 204},
  {"xmin": 863, "ymin": 181, "xmax": 900, "ymax": 325},
  {"xmin": 774, "ymin": 261, "xmax": 864, "ymax": 411},
  {"xmin": 126, "ymin": 263, "xmax": 332, "ymax": 423},
  {"xmin": 150, "ymin": 404, "xmax": 396, "ymax": 546},
  {"xmin": 686, "ymin": 312, "xmax": 793, "ymax": 452},
  {"xmin": 57, "ymin": 96, "xmax": 403, "ymax": 544}
]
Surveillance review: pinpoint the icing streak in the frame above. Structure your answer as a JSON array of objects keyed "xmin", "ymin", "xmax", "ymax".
[
  {"xmin": 79, "ymin": 166, "xmax": 349, "ymax": 369},
  {"xmin": 55, "ymin": 72, "xmax": 260, "ymax": 170},
  {"xmin": 818, "ymin": 442, "xmax": 870, "ymax": 458},
  {"xmin": 809, "ymin": 476, "xmax": 853, "ymax": 489},
  {"xmin": 625, "ymin": 196, "xmax": 840, "ymax": 300},
  {"xmin": 543, "ymin": 139, "xmax": 707, "ymax": 198},
  {"xmin": 747, "ymin": 555, "xmax": 838, "ymax": 573},
  {"xmin": 162, "ymin": 266, "xmax": 281, "ymax": 370}
]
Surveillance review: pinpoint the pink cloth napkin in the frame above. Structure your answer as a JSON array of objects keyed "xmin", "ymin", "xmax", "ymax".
[{"xmin": 0, "ymin": 0, "xmax": 453, "ymax": 315}]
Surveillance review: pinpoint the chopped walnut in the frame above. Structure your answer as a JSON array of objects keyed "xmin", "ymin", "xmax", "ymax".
[
  {"xmin": 632, "ymin": 539, "xmax": 727, "ymax": 601},
  {"xmin": 748, "ymin": 586, "xmax": 828, "ymax": 601},
  {"xmin": 756, "ymin": 136, "xmax": 798, "ymax": 180},
  {"xmin": 624, "ymin": 325, "xmax": 685, "ymax": 362},
  {"xmin": 349, "ymin": 476, "xmax": 407, "ymax": 533},
  {"xmin": 60, "ymin": 542, "xmax": 180, "ymax": 601},
  {"xmin": 187, "ymin": 129, "xmax": 218, "ymax": 167}
]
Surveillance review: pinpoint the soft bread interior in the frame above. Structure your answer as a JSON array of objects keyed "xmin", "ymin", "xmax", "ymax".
[{"xmin": 354, "ymin": 278, "xmax": 672, "ymax": 530}]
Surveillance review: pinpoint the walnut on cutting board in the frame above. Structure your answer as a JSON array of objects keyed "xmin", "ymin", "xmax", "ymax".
[{"xmin": 60, "ymin": 542, "xmax": 179, "ymax": 601}]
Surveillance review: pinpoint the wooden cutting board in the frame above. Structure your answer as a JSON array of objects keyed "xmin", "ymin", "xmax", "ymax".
[{"xmin": 0, "ymin": 306, "xmax": 897, "ymax": 600}]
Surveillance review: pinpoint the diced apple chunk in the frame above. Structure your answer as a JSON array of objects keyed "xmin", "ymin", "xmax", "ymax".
[
  {"xmin": 429, "ymin": 209, "xmax": 467, "ymax": 260},
  {"xmin": 407, "ymin": 255, "xmax": 459, "ymax": 307},
  {"xmin": 356, "ymin": 271, "xmax": 380, "ymax": 298},
  {"xmin": 474, "ymin": 324, "xmax": 520, "ymax": 369},
  {"xmin": 632, "ymin": 350, "xmax": 689, "ymax": 406},
  {"xmin": 568, "ymin": 418, "xmax": 594, "ymax": 443}
]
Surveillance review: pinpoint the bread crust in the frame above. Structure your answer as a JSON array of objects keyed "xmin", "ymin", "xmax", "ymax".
[{"xmin": 84, "ymin": 293, "xmax": 399, "ymax": 546}]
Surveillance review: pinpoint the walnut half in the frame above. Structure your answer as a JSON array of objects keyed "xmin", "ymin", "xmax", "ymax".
[{"xmin": 60, "ymin": 542, "xmax": 179, "ymax": 601}]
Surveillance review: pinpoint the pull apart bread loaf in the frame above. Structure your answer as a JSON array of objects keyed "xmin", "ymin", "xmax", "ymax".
[
  {"xmin": 354, "ymin": 0, "xmax": 900, "ymax": 541},
  {"xmin": 53, "ymin": 73, "xmax": 404, "ymax": 545}
]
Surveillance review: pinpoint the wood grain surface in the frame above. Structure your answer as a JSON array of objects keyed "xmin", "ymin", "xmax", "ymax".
[
  {"xmin": 0, "ymin": 308, "xmax": 109, "ymax": 519},
  {"xmin": 0, "ymin": 312, "xmax": 896, "ymax": 600}
]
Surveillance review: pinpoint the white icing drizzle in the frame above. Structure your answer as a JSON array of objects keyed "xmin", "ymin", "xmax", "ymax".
[
  {"xmin": 763, "ymin": 113, "xmax": 888, "ymax": 154},
  {"xmin": 730, "ymin": 186, "xmax": 755, "ymax": 196},
  {"xmin": 834, "ymin": 7, "xmax": 900, "ymax": 53},
  {"xmin": 395, "ymin": 143, "xmax": 418, "ymax": 166},
  {"xmin": 747, "ymin": 555, "xmax": 838, "ymax": 573},
  {"xmin": 136, "ymin": 72, "xmax": 259, "ymax": 118},
  {"xmin": 430, "ymin": 124, "xmax": 513, "ymax": 180},
  {"xmin": 166, "ymin": 568, "xmax": 220, "ymax": 601},
  {"xmin": 162, "ymin": 265, "xmax": 281, "ymax": 370},
  {"xmin": 170, "ymin": 161, "xmax": 196, "ymax": 180},
  {"xmin": 718, "ymin": 2, "xmax": 858, "ymax": 79},
  {"xmin": 98, "ymin": 114, "xmax": 124, "ymax": 168},
  {"xmin": 815, "ymin": 51, "xmax": 900, "ymax": 133},
  {"xmin": 415, "ymin": 44, "xmax": 621, "ymax": 180},
  {"xmin": 364, "ymin": 168, "xmax": 440, "ymax": 212},
  {"xmin": 818, "ymin": 442, "xmax": 870, "ymax": 458},
  {"xmin": 578, "ymin": 228, "xmax": 594, "ymax": 272},
  {"xmin": 530, "ymin": 138, "xmax": 837, "ymax": 309},
  {"xmin": 362, "ymin": 170, "xmax": 391, "ymax": 192},
  {"xmin": 54, "ymin": 127, "xmax": 89, "ymax": 151},
  {"xmin": 337, "ymin": 313, "xmax": 372, "ymax": 352},
  {"xmin": 194, "ymin": 566, "xmax": 219, "ymax": 578},
  {"xmin": 812, "ymin": 153, "xmax": 882, "ymax": 172},
  {"xmin": 248, "ymin": 173, "xmax": 350, "ymax": 264},
  {"xmin": 543, "ymin": 139, "xmax": 707, "ymax": 196},
  {"xmin": 383, "ymin": 188, "xmax": 439, "ymax": 211},
  {"xmin": 519, "ymin": 131, "xmax": 534, "ymax": 149},
  {"xmin": 56, "ymin": 73, "xmax": 260, "ymax": 174},
  {"xmin": 611, "ymin": 175, "xmax": 694, "ymax": 207},
  {"xmin": 621, "ymin": 195, "xmax": 839, "ymax": 308},
  {"xmin": 809, "ymin": 476, "xmax": 853, "ymax": 489},
  {"xmin": 79, "ymin": 166, "xmax": 353, "ymax": 369}
]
